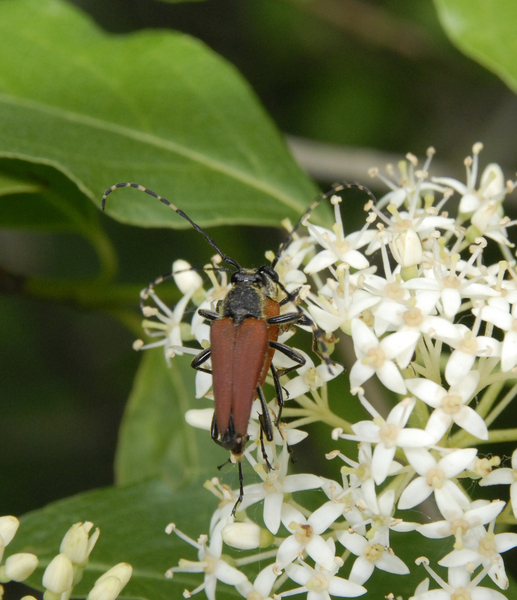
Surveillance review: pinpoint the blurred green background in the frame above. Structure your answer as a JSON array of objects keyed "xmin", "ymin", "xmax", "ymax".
[{"xmin": 2, "ymin": 1, "xmax": 517, "ymax": 590}]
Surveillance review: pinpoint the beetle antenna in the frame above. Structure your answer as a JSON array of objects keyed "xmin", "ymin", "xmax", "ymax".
[
  {"xmin": 270, "ymin": 182, "xmax": 377, "ymax": 269},
  {"xmin": 102, "ymin": 182, "xmax": 242, "ymax": 271}
]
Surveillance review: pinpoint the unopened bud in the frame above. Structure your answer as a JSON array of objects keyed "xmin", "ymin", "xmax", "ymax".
[
  {"xmin": 3, "ymin": 553, "xmax": 38, "ymax": 582},
  {"xmin": 222, "ymin": 522, "xmax": 272, "ymax": 550},
  {"xmin": 0, "ymin": 517, "xmax": 19, "ymax": 547},
  {"xmin": 60, "ymin": 522, "xmax": 100, "ymax": 565},
  {"xmin": 391, "ymin": 229, "xmax": 422, "ymax": 268},
  {"xmin": 173, "ymin": 260, "xmax": 203, "ymax": 294},
  {"xmin": 94, "ymin": 563, "xmax": 132, "ymax": 590},
  {"xmin": 42, "ymin": 554, "xmax": 74, "ymax": 594},
  {"xmin": 87, "ymin": 576, "xmax": 122, "ymax": 600}
]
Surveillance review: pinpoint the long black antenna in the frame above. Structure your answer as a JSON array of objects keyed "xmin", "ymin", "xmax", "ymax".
[
  {"xmin": 102, "ymin": 182, "xmax": 242, "ymax": 271},
  {"xmin": 270, "ymin": 182, "xmax": 377, "ymax": 270}
]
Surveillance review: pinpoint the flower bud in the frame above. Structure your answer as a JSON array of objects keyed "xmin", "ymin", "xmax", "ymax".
[
  {"xmin": 173, "ymin": 260, "xmax": 203, "ymax": 295},
  {"xmin": 0, "ymin": 516, "xmax": 19, "ymax": 546},
  {"xmin": 222, "ymin": 522, "xmax": 273, "ymax": 550},
  {"xmin": 87, "ymin": 575, "xmax": 122, "ymax": 600},
  {"xmin": 60, "ymin": 522, "xmax": 100, "ymax": 565},
  {"xmin": 4, "ymin": 553, "xmax": 38, "ymax": 582},
  {"xmin": 42, "ymin": 554, "xmax": 74, "ymax": 594},
  {"xmin": 94, "ymin": 563, "xmax": 132, "ymax": 590},
  {"xmin": 391, "ymin": 229, "xmax": 422, "ymax": 268}
]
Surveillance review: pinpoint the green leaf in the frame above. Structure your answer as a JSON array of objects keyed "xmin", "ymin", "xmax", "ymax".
[
  {"xmin": 0, "ymin": 160, "xmax": 100, "ymax": 231},
  {"xmin": 7, "ymin": 480, "xmax": 223, "ymax": 600},
  {"xmin": 434, "ymin": 0, "xmax": 517, "ymax": 92},
  {"xmin": 115, "ymin": 349, "xmax": 226, "ymax": 486},
  {"xmin": 0, "ymin": 170, "xmax": 41, "ymax": 197},
  {"xmin": 0, "ymin": 0, "xmax": 318, "ymax": 231}
]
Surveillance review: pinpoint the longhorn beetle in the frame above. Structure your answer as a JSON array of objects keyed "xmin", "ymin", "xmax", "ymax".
[{"xmin": 102, "ymin": 182, "xmax": 372, "ymax": 513}]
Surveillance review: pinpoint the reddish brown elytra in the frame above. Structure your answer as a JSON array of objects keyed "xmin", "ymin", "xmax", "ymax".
[{"xmin": 101, "ymin": 182, "xmax": 367, "ymax": 513}]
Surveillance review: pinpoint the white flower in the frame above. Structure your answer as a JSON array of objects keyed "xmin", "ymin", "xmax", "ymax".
[
  {"xmin": 0, "ymin": 516, "xmax": 19, "ymax": 563},
  {"xmin": 237, "ymin": 447, "xmax": 321, "ymax": 535},
  {"xmin": 236, "ymin": 564, "xmax": 278, "ymax": 600},
  {"xmin": 349, "ymin": 319, "xmax": 419, "ymax": 394},
  {"xmin": 439, "ymin": 520, "xmax": 517, "ymax": 590},
  {"xmin": 417, "ymin": 499, "xmax": 506, "ymax": 547},
  {"xmin": 282, "ymin": 350, "xmax": 344, "ymax": 400},
  {"xmin": 165, "ymin": 520, "xmax": 247, "ymax": 600},
  {"xmin": 444, "ymin": 324, "xmax": 500, "ymax": 386},
  {"xmin": 398, "ymin": 447, "xmax": 477, "ymax": 513},
  {"xmin": 405, "ymin": 371, "xmax": 487, "ymax": 442},
  {"xmin": 283, "ymin": 539, "xmax": 367, "ymax": 599},
  {"xmin": 411, "ymin": 561, "xmax": 508, "ymax": 600},
  {"xmin": 336, "ymin": 530, "xmax": 409, "ymax": 585},
  {"xmin": 338, "ymin": 397, "xmax": 435, "ymax": 485},
  {"xmin": 276, "ymin": 503, "xmax": 340, "ymax": 571}
]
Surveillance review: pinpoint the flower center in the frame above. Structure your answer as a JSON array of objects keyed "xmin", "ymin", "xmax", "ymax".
[
  {"xmin": 403, "ymin": 306, "xmax": 424, "ymax": 327},
  {"xmin": 306, "ymin": 573, "xmax": 329, "ymax": 593},
  {"xmin": 247, "ymin": 592, "xmax": 263, "ymax": 600},
  {"xmin": 363, "ymin": 347, "xmax": 386, "ymax": 368},
  {"xmin": 302, "ymin": 367, "xmax": 323, "ymax": 390},
  {"xmin": 450, "ymin": 518, "xmax": 470, "ymax": 550},
  {"xmin": 477, "ymin": 533, "xmax": 496, "ymax": 558},
  {"xmin": 441, "ymin": 394, "xmax": 463, "ymax": 414},
  {"xmin": 290, "ymin": 522, "xmax": 313, "ymax": 544},
  {"xmin": 426, "ymin": 468, "xmax": 445, "ymax": 489},
  {"xmin": 513, "ymin": 468, "xmax": 517, "ymax": 483},
  {"xmin": 356, "ymin": 462, "xmax": 371, "ymax": 482},
  {"xmin": 451, "ymin": 589, "xmax": 471, "ymax": 600},
  {"xmin": 512, "ymin": 318, "xmax": 517, "ymax": 333},
  {"xmin": 364, "ymin": 543, "xmax": 384, "ymax": 562},
  {"xmin": 202, "ymin": 556, "xmax": 217, "ymax": 575},
  {"xmin": 385, "ymin": 281, "xmax": 405, "ymax": 300},
  {"xmin": 459, "ymin": 333, "xmax": 478, "ymax": 354},
  {"xmin": 378, "ymin": 422, "xmax": 399, "ymax": 448}
]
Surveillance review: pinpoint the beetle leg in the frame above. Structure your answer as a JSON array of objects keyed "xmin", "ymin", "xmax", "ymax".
[
  {"xmin": 198, "ymin": 308, "xmax": 220, "ymax": 321},
  {"xmin": 270, "ymin": 364, "xmax": 286, "ymax": 427},
  {"xmin": 211, "ymin": 412, "xmax": 219, "ymax": 444},
  {"xmin": 269, "ymin": 341, "xmax": 306, "ymax": 377},
  {"xmin": 257, "ymin": 415, "xmax": 273, "ymax": 472},
  {"xmin": 256, "ymin": 385, "xmax": 273, "ymax": 442},
  {"xmin": 267, "ymin": 311, "xmax": 302, "ymax": 326},
  {"xmin": 232, "ymin": 462, "xmax": 244, "ymax": 516},
  {"xmin": 191, "ymin": 347, "xmax": 212, "ymax": 375}
]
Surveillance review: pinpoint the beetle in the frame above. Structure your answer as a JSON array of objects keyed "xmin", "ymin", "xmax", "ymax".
[{"xmin": 102, "ymin": 181, "xmax": 369, "ymax": 511}]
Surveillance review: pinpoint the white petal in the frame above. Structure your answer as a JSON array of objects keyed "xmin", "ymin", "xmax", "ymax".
[
  {"xmin": 349, "ymin": 557, "xmax": 374, "ymax": 585},
  {"xmin": 214, "ymin": 561, "xmax": 247, "ymax": 586},
  {"xmin": 398, "ymin": 478, "xmax": 432, "ymax": 509},
  {"xmin": 336, "ymin": 531, "xmax": 367, "ymax": 556},
  {"xmin": 397, "ymin": 428, "xmax": 435, "ymax": 448},
  {"xmin": 285, "ymin": 563, "xmax": 311, "ymax": 586},
  {"xmin": 501, "ymin": 330, "xmax": 517, "ymax": 371},
  {"xmin": 351, "ymin": 319, "xmax": 378, "ymax": 353},
  {"xmin": 404, "ymin": 448, "xmax": 437, "ymax": 475},
  {"xmin": 307, "ymin": 304, "xmax": 344, "ymax": 333},
  {"xmin": 439, "ymin": 448, "xmax": 478, "ymax": 478},
  {"xmin": 184, "ymin": 408, "xmax": 213, "ymax": 431},
  {"xmin": 349, "ymin": 360, "xmax": 376, "ymax": 390},
  {"xmin": 441, "ymin": 288, "xmax": 461, "ymax": 319},
  {"xmin": 263, "ymin": 493, "xmax": 283, "ymax": 535},
  {"xmin": 376, "ymin": 552, "xmax": 409, "ymax": 575},
  {"xmin": 371, "ymin": 444, "xmax": 396, "ymax": 485},
  {"xmin": 453, "ymin": 406, "xmax": 489, "ymax": 440},
  {"xmin": 305, "ymin": 250, "xmax": 338, "ymax": 274},
  {"xmin": 405, "ymin": 378, "xmax": 446, "ymax": 408},
  {"xmin": 445, "ymin": 351, "xmax": 476, "ymax": 386},
  {"xmin": 276, "ymin": 536, "xmax": 302, "ymax": 568},
  {"xmin": 309, "ymin": 502, "xmax": 345, "ymax": 534},
  {"xmin": 283, "ymin": 474, "xmax": 322, "ymax": 494},
  {"xmin": 376, "ymin": 361, "xmax": 407, "ymax": 394},
  {"xmin": 439, "ymin": 548, "xmax": 479, "ymax": 567},
  {"xmin": 328, "ymin": 577, "xmax": 367, "ymax": 598},
  {"xmin": 306, "ymin": 535, "xmax": 337, "ymax": 571},
  {"xmin": 425, "ymin": 409, "xmax": 452, "ymax": 443}
]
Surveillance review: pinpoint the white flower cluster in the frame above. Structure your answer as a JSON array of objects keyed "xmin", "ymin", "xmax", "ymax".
[
  {"xmin": 139, "ymin": 144, "xmax": 517, "ymax": 599},
  {"xmin": 0, "ymin": 517, "xmax": 132, "ymax": 600}
]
